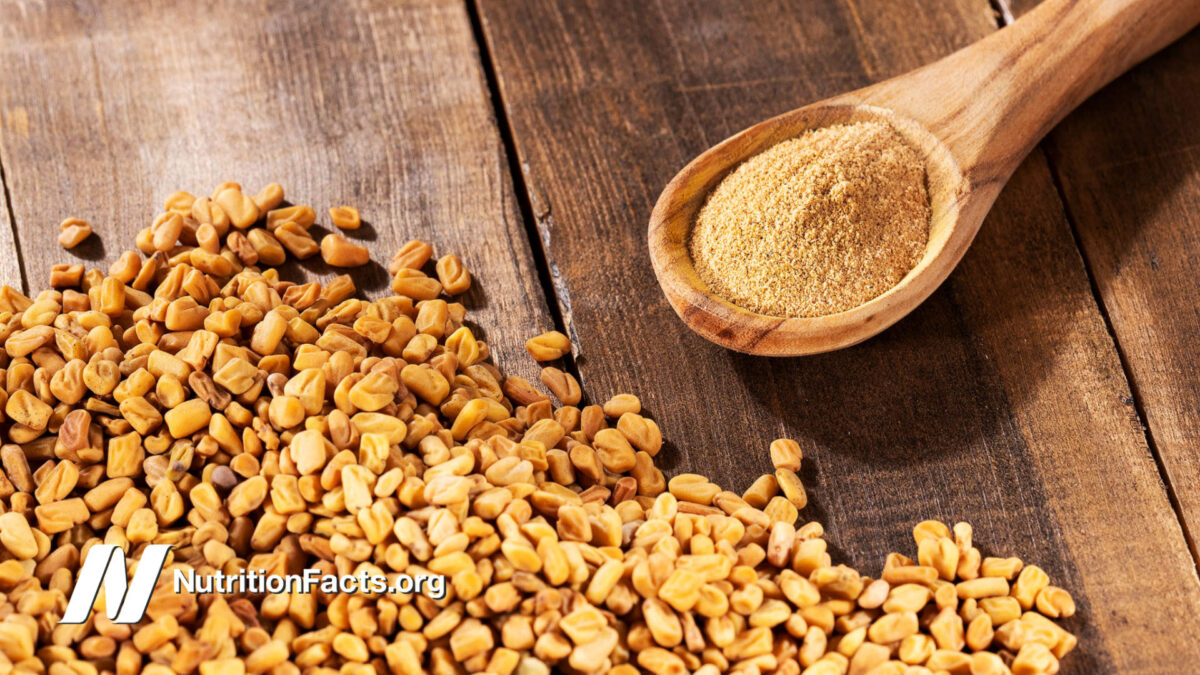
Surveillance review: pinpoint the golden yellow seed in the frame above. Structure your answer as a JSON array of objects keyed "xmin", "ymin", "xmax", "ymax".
[
  {"xmin": 1035, "ymin": 585, "xmax": 1076, "ymax": 618},
  {"xmin": 329, "ymin": 205, "xmax": 361, "ymax": 230},
  {"xmin": 58, "ymin": 217, "xmax": 93, "ymax": 249},
  {"xmin": 253, "ymin": 183, "xmax": 285, "ymax": 212},
  {"xmin": 436, "ymin": 254, "xmax": 471, "ymax": 295},
  {"xmin": 774, "ymin": 467, "xmax": 807, "ymax": 510},
  {"xmin": 214, "ymin": 186, "xmax": 260, "ymax": 230},
  {"xmin": 769, "ymin": 438, "xmax": 802, "ymax": 471},
  {"xmin": 1012, "ymin": 563, "xmax": 1052, "ymax": 610},
  {"xmin": 392, "ymin": 268, "xmax": 443, "ymax": 300},
  {"xmin": 320, "ymin": 233, "xmax": 370, "ymax": 267},
  {"xmin": 163, "ymin": 398, "xmax": 211, "ymax": 438},
  {"xmin": 525, "ymin": 330, "xmax": 571, "ymax": 361},
  {"xmin": 390, "ymin": 239, "xmax": 434, "ymax": 273}
]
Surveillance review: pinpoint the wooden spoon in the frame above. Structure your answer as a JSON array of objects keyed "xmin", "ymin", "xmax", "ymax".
[{"xmin": 648, "ymin": 0, "xmax": 1200, "ymax": 356}]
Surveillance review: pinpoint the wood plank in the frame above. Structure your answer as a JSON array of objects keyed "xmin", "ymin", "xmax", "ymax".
[
  {"xmin": 0, "ymin": 0, "xmax": 552, "ymax": 382},
  {"xmin": 0, "ymin": 159, "xmax": 22, "ymax": 291},
  {"xmin": 1006, "ymin": 5, "xmax": 1200, "ymax": 569},
  {"xmin": 476, "ymin": 0, "xmax": 1200, "ymax": 671}
]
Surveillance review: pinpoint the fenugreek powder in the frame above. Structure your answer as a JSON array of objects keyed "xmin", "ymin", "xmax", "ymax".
[{"xmin": 689, "ymin": 121, "xmax": 931, "ymax": 317}]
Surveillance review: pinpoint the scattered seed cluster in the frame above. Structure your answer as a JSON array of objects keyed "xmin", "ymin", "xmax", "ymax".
[
  {"xmin": 0, "ymin": 183, "xmax": 1074, "ymax": 675},
  {"xmin": 689, "ymin": 121, "xmax": 931, "ymax": 318}
]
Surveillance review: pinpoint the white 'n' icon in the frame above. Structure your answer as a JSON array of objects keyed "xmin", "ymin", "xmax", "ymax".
[{"xmin": 60, "ymin": 544, "xmax": 172, "ymax": 624}]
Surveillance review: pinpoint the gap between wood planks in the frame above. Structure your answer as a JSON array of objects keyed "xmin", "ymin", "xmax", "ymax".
[
  {"xmin": 0, "ymin": 149, "xmax": 29, "ymax": 295},
  {"xmin": 464, "ymin": 0, "xmax": 586, "ymax": 387},
  {"xmin": 987, "ymin": 0, "xmax": 1200, "ymax": 572}
]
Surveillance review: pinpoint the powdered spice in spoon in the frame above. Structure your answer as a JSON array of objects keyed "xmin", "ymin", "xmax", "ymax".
[{"xmin": 689, "ymin": 121, "xmax": 931, "ymax": 318}]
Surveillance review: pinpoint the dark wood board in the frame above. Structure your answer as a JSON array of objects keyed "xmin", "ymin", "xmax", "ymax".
[
  {"xmin": 0, "ymin": 0, "xmax": 553, "ymax": 383},
  {"xmin": 475, "ymin": 0, "xmax": 1200, "ymax": 670},
  {"xmin": 1010, "ymin": 2, "xmax": 1200, "ymax": 573}
]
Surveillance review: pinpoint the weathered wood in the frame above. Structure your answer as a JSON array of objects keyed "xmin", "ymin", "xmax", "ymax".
[
  {"xmin": 0, "ymin": 0, "xmax": 552, "ymax": 381},
  {"xmin": 477, "ymin": 0, "xmax": 1200, "ymax": 670},
  {"xmin": 0, "ymin": 162, "xmax": 21, "ymax": 291},
  {"xmin": 1010, "ymin": 5, "xmax": 1200, "ymax": 571}
]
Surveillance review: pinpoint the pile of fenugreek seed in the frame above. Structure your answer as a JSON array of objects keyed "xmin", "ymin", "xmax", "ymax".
[{"xmin": 0, "ymin": 183, "xmax": 1074, "ymax": 675}]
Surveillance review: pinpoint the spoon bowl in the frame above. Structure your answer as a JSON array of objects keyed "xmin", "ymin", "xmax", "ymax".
[
  {"xmin": 649, "ymin": 103, "xmax": 966, "ymax": 355},
  {"xmin": 649, "ymin": 0, "xmax": 1200, "ymax": 356}
]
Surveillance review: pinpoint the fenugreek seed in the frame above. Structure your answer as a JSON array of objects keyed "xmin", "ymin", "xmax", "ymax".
[
  {"xmin": 1012, "ymin": 564, "xmax": 1051, "ymax": 610},
  {"xmin": 214, "ymin": 187, "xmax": 260, "ymax": 230},
  {"xmin": 775, "ymin": 467, "xmax": 808, "ymax": 510},
  {"xmin": 329, "ymin": 205, "xmax": 361, "ymax": 230},
  {"xmin": 888, "ymin": 581, "xmax": 931, "ymax": 612},
  {"xmin": 392, "ymin": 268, "xmax": 443, "ymax": 300},
  {"xmin": 912, "ymin": 520, "xmax": 951, "ymax": 545},
  {"xmin": 918, "ymin": 536, "xmax": 959, "ymax": 581},
  {"xmin": 929, "ymin": 606, "xmax": 965, "ymax": 651},
  {"xmin": 769, "ymin": 438, "xmax": 803, "ymax": 472},
  {"xmin": 58, "ymin": 217, "xmax": 93, "ymax": 249},
  {"xmin": 35, "ymin": 497, "xmax": 89, "ymax": 533},
  {"xmin": 164, "ymin": 398, "xmax": 212, "ymax": 438},
  {"xmin": 49, "ymin": 263, "xmax": 84, "ymax": 288},
  {"xmin": 247, "ymin": 228, "xmax": 287, "ymax": 265},
  {"xmin": 0, "ymin": 184, "xmax": 1082, "ymax": 674},
  {"xmin": 602, "ymin": 393, "xmax": 640, "ymax": 417},
  {"xmin": 966, "ymin": 612, "xmax": 994, "ymax": 651},
  {"xmin": 540, "ymin": 367, "xmax": 581, "ymax": 405},
  {"xmin": 526, "ymin": 331, "xmax": 571, "ymax": 361},
  {"xmin": 321, "ymin": 233, "xmax": 370, "ymax": 267},
  {"xmin": 898, "ymin": 634, "xmax": 934, "ymax": 665},
  {"xmin": 0, "ymin": 512, "xmax": 38, "ymax": 559},
  {"xmin": 593, "ymin": 428, "xmax": 637, "ymax": 472},
  {"xmin": 436, "ymin": 254, "xmax": 472, "ymax": 295},
  {"xmin": 244, "ymin": 640, "xmax": 288, "ymax": 673},
  {"xmin": 390, "ymin": 239, "xmax": 434, "ymax": 273},
  {"xmin": 227, "ymin": 475, "xmax": 268, "ymax": 517},
  {"xmin": 980, "ymin": 596, "xmax": 1022, "ymax": 626},
  {"xmin": 668, "ymin": 474, "xmax": 720, "ymax": 504},
  {"xmin": 1035, "ymin": 585, "xmax": 1076, "ymax": 618},
  {"xmin": 7, "ymin": 390, "xmax": 52, "ymax": 430},
  {"xmin": 1012, "ymin": 642, "xmax": 1059, "ymax": 675},
  {"xmin": 265, "ymin": 204, "xmax": 315, "ymax": 231},
  {"xmin": 981, "ymin": 556, "xmax": 1024, "ymax": 579},
  {"xmin": 250, "ymin": 183, "xmax": 284, "ymax": 212}
]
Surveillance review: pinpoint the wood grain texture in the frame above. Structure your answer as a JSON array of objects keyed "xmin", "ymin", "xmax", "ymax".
[
  {"xmin": 1009, "ymin": 6, "xmax": 1200, "ymax": 567},
  {"xmin": 0, "ymin": 160, "xmax": 22, "ymax": 291},
  {"xmin": 0, "ymin": 0, "xmax": 552, "ymax": 382},
  {"xmin": 477, "ymin": 0, "xmax": 1200, "ymax": 670}
]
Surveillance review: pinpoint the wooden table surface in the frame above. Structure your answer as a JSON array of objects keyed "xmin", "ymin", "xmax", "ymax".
[{"xmin": 0, "ymin": 1, "xmax": 1197, "ymax": 672}]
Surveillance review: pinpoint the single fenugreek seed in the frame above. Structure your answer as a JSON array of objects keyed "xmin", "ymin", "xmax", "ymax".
[
  {"xmin": 321, "ymin": 233, "xmax": 370, "ymax": 267},
  {"xmin": 775, "ymin": 467, "xmax": 808, "ymax": 510},
  {"xmin": 526, "ymin": 331, "xmax": 571, "ymax": 361},
  {"xmin": 58, "ymin": 217, "xmax": 93, "ymax": 249},
  {"xmin": 0, "ymin": 512, "xmax": 38, "ymax": 559},
  {"xmin": 436, "ymin": 254, "xmax": 472, "ymax": 295},
  {"xmin": 390, "ymin": 239, "xmax": 434, "ymax": 273},
  {"xmin": 540, "ymin": 367, "xmax": 581, "ymax": 405},
  {"xmin": 769, "ymin": 438, "xmax": 803, "ymax": 472},
  {"xmin": 329, "ymin": 205, "xmax": 361, "ymax": 230}
]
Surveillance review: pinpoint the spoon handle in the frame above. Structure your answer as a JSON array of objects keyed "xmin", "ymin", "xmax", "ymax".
[{"xmin": 861, "ymin": 0, "xmax": 1200, "ymax": 182}]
